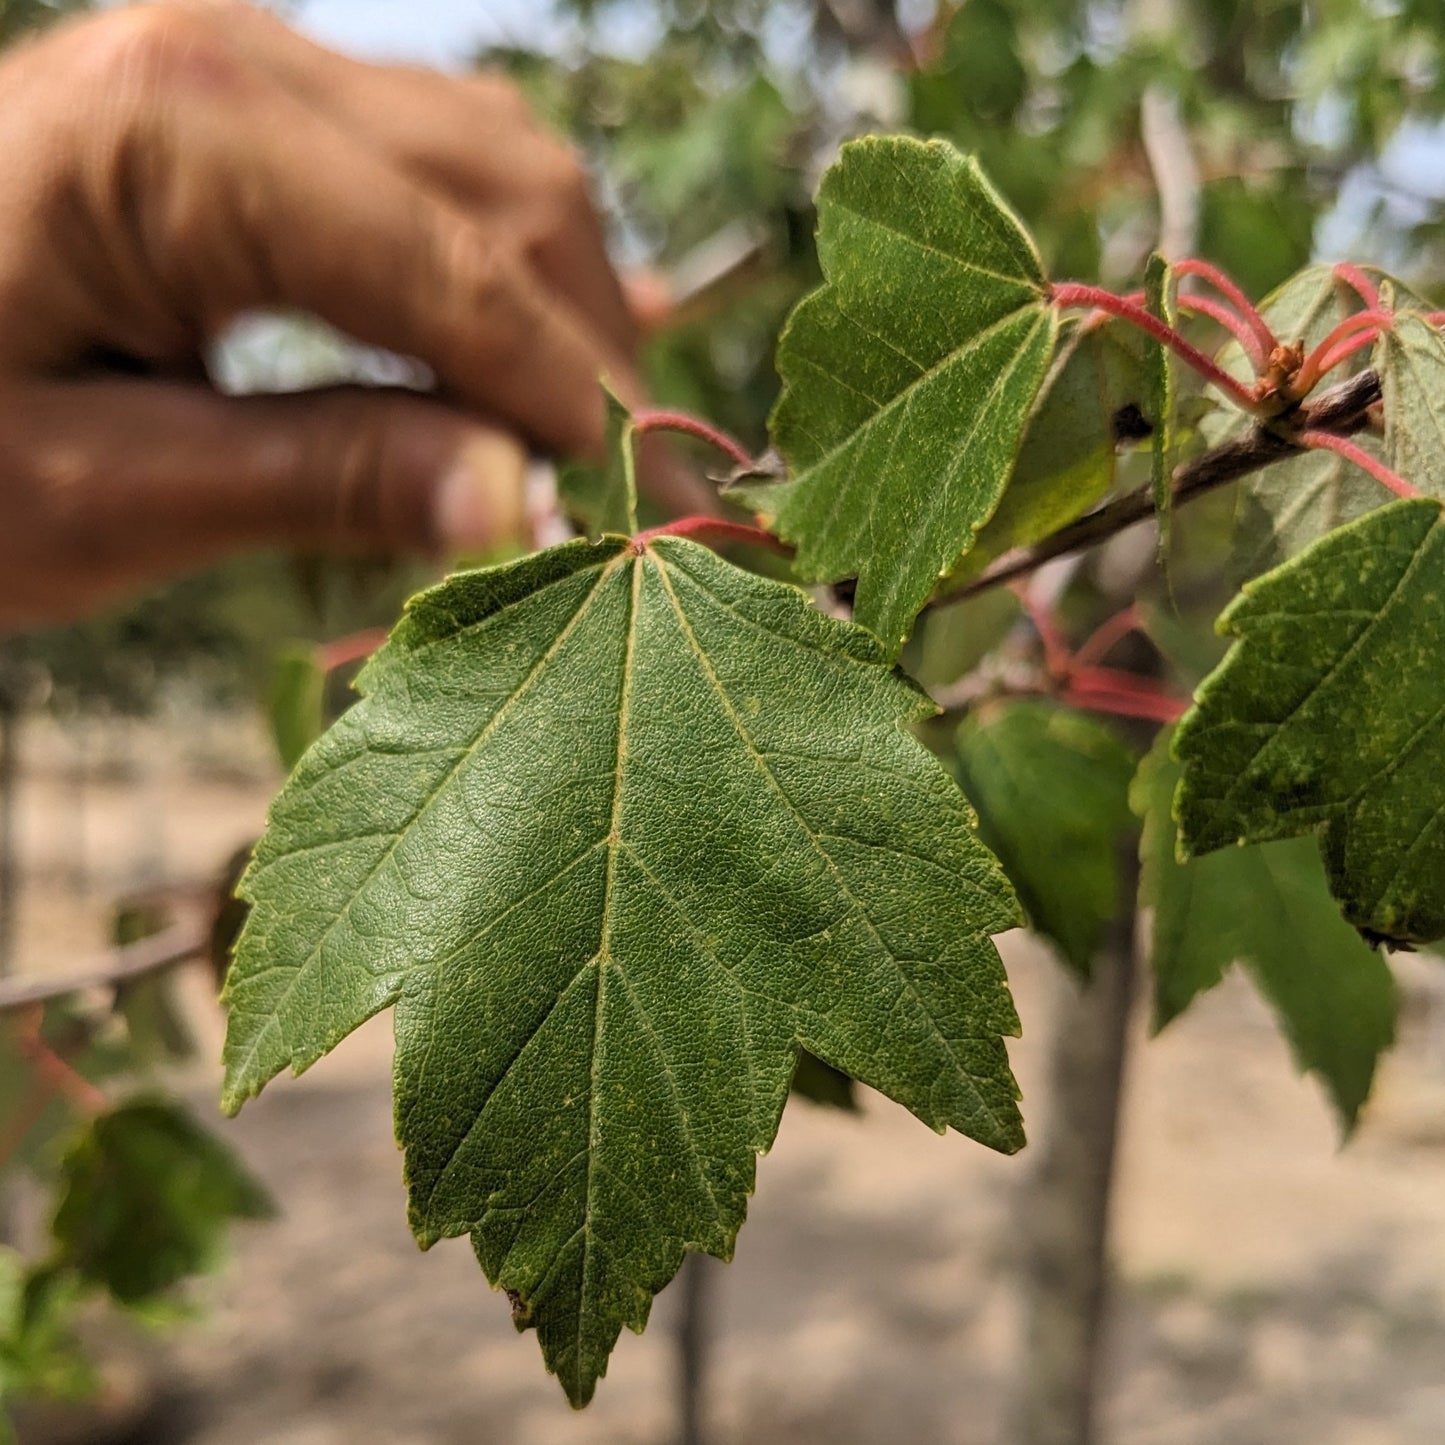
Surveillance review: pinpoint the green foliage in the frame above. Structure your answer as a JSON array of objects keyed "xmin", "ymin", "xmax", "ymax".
[
  {"xmin": 557, "ymin": 390, "xmax": 639, "ymax": 538},
  {"xmin": 949, "ymin": 321, "xmax": 1150, "ymax": 584},
  {"xmin": 1136, "ymin": 734, "xmax": 1396, "ymax": 1131},
  {"xmin": 1376, "ymin": 302, "xmax": 1445, "ymax": 497},
  {"xmin": 956, "ymin": 701, "xmax": 1136, "ymax": 976},
  {"xmin": 734, "ymin": 135, "xmax": 1056, "ymax": 654},
  {"xmin": 1176, "ymin": 498, "xmax": 1445, "ymax": 946},
  {"xmin": 224, "ymin": 529, "xmax": 1022, "ymax": 1403},
  {"xmin": 51, "ymin": 1099, "xmax": 273, "ymax": 1306},
  {"xmin": 1145, "ymin": 253, "xmax": 1176, "ymax": 557},
  {"xmin": 268, "ymin": 646, "xmax": 326, "ymax": 773}
]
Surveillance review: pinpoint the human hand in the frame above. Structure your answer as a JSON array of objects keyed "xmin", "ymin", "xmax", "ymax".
[{"xmin": 0, "ymin": 1, "xmax": 647, "ymax": 627}]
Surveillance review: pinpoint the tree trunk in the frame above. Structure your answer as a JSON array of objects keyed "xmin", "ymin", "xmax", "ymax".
[
  {"xmin": 676, "ymin": 1251, "xmax": 713, "ymax": 1445},
  {"xmin": 1006, "ymin": 839, "xmax": 1141, "ymax": 1445}
]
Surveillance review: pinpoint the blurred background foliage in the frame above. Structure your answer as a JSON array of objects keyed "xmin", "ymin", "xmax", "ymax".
[{"xmin": 2, "ymin": 0, "xmax": 1444, "ymax": 713}]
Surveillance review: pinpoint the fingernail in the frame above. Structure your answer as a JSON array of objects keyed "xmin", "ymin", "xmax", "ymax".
[{"xmin": 433, "ymin": 432, "xmax": 530, "ymax": 554}]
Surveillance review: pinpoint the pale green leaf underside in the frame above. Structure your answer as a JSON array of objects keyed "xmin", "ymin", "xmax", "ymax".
[
  {"xmin": 1176, "ymin": 498, "xmax": 1445, "ymax": 946},
  {"xmin": 222, "ymin": 536, "xmax": 1022, "ymax": 1405},
  {"xmin": 1376, "ymin": 300, "xmax": 1445, "ymax": 501},
  {"xmin": 736, "ymin": 135, "xmax": 1056, "ymax": 654},
  {"xmin": 956, "ymin": 701, "xmax": 1135, "ymax": 976},
  {"xmin": 1135, "ymin": 734, "xmax": 1395, "ymax": 1131}
]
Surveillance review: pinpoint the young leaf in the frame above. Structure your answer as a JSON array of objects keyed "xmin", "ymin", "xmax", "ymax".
[
  {"xmin": 222, "ymin": 535, "xmax": 1023, "ymax": 1405},
  {"xmin": 734, "ymin": 136, "xmax": 1056, "ymax": 654},
  {"xmin": 955, "ymin": 700, "xmax": 1136, "ymax": 976},
  {"xmin": 1176, "ymin": 497, "xmax": 1445, "ymax": 946},
  {"xmin": 556, "ymin": 389, "xmax": 638, "ymax": 538},
  {"xmin": 1135, "ymin": 734, "xmax": 1395, "ymax": 1131},
  {"xmin": 51, "ymin": 1099, "xmax": 273, "ymax": 1306}
]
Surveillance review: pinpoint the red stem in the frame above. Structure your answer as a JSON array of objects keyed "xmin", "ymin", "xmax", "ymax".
[
  {"xmin": 1173, "ymin": 259, "xmax": 1278, "ymax": 359},
  {"xmin": 7, "ymin": 1008, "xmax": 106, "ymax": 1119},
  {"xmin": 1333, "ymin": 263, "xmax": 1381, "ymax": 312},
  {"xmin": 1060, "ymin": 681, "xmax": 1188, "ymax": 724},
  {"xmin": 632, "ymin": 517, "xmax": 791, "ymax": 554},
  {"xmin": 1176, "ymin": 294, "xmax": 1267, "ymax": 373},
  {"xmin": 1299, "ymin": 432, "xmax": 1419, "ymax": 500},
  {"xmin": 1293, "ymin": 310, "xmax": 1395, "ymax": 396},
  {"xmin": 1073, "ymin": 606, "xmax": 1144, "ymax": 670},
  {"xmin": 1013, "ymin": 585, "xmax": 1072, "ymax": 678},
  {"xmin": 630, "ymin": 411, "xmax": 755, "ymax": 472},
  {"xmin": 319, "ymin": 628, "xmax": 388, "ymax": 674},
  {"xmin": 1049, "ymin": 283, "xmax": 1264, "ymax": 413},
  {"xmin": 1309, "ymin": 328, "xmax": 1382, "ymax": 379}
]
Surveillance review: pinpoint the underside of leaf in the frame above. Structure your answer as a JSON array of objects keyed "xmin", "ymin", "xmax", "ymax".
[{"xmin": 223, "ymin": 536, "xmax": 1023, "ymax": 1405}]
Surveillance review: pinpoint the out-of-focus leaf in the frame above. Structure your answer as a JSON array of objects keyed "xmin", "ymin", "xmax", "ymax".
[
  {"xmin": 956, "ymin": 700, "xmax": 1136, "ymax": 975},
  {"xmin": 267, "ymin": 645, "xmax": 325, "ymax": 773},
  {"xmin": 1374, "ymin": 295, "xmax": 1445, "ymax": 499},
  {"xmin": 51, "ymin": 1099, "xmax": 273, "ymax": 1306},
  {"xmin": 789, "ymin": 1051, "xmax": 858, "ymax": 1112},
  {"xmin": 557, "ymin": 389, "xmax": 638, "ymax": 538},
  {"xmin": 1136, "ymin": 732, "xmax": 1396, "ymax": 1132}
]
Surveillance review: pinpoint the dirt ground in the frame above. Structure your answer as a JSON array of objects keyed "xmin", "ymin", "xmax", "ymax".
[{"xmin": 9, "ymin": 712, "xmax": 1445, "ymax": 1445}]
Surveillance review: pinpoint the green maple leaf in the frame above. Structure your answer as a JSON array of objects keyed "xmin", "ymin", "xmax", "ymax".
[
  {"xmin": 733, "ymin": 135, "xmax": 1056, "ymax": 655},
  {"xmin": 222, "ymin": 534, "xmax": 1023, "ymax": 1405},
  {"xmin": 51, "ymin": 1099, "xmax": 273, "ymax": 1306},
  {"xmin": 1175, "ymin": 497, "xmax": 1445, "ymax": 946},
  {"xmin": 1135, "ymin": 734, "xmax": 1395, "ymax": 1131},
  {"xmin": 956, "ymin": 701, "xmax": 1136, "ymax": 976}
]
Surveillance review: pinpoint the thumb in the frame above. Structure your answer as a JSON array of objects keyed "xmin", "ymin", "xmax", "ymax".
[{"xmin": 1, "ymin": 379, "xmax": 531, "ymax": 627}]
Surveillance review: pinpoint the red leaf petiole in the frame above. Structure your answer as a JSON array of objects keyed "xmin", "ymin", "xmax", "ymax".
[
  {"xmin": 1299, "ymin": 432, "xmax": 1419, "ymax": 500},
  {"xmin": 632, "ymin": 517, "xmax": 791, "ymax": 555},
  {"xmin": 1048, "ymin": 283, "xmax": 1265, "ymax": 414},
  {"xmin": 1174, "ymin": 258, "xmax": 1278, "ymax": 365},
  {"xmin": 631, "ymin": 411, "xmax": 756, "ymax": 472}
]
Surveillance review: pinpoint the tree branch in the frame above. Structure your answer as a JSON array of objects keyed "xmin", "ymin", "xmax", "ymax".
[
  {"xmin": 935, "ymin": 368, "xmax": 1383, "ymax": 607},
  {"xmin": 0, "ymin": 923, "xmax": 207, "ymax": 1014}
]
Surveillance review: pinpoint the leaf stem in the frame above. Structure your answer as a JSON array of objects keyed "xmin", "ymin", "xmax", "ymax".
[
  {"xmin": 1291, "ymin": 310, "xmax": 1394, "ymax": 396},
  {"xmin": 1333, "ymin": 263, "xmax": 1381, "ymax": 312},
  {"xmin": 631, "ymin": 411, "xmax": 755, "ymax": 473},
  {"xmin": 1175, "ymin": 294, "xmax": 1267, "ymax": 373},
  {"xmin": 1298, "ymin": 431, "xmax": 1420, "ymax": 500},
  {"xmin": 1173, "ymin": 258, "xmax": 1277, "ymax": 358},
  {"xmin": 1073, "ymin": 606, "xmax": 1144, "ymax": 670},
  {"xmin": 632, "ymin": 517, "xmax": 791, "ymax": 555},
  {"xmin": 934, "ymin": 368, "xmax": 1383, "ymax": 605},
  {"xmin": 1048, "ymin": 283, "xmax": 1264, "ymax": 413},
  {"xmin": 8, "ymin": 1006, "xmax": 106, "ymax": 1116}
]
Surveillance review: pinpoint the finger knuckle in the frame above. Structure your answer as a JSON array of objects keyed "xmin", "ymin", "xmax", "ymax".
[
  {"xmin": 76, "ymin": 3, "xmax": 240, "ymax": 96},
  {"xmin": 445, "ymin": 228, "xmax": 534, "ymax": 367}
]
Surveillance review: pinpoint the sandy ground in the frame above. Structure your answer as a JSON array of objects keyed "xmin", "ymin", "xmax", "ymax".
[{"xmin": 8, "ymin": 713, "xmax": 1445, "ymax": 1444}]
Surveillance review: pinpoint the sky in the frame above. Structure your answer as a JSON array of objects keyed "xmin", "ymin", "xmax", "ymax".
[{"xmin": 287, "ymin": 0, "xmax": 559, "ymax": 67}]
